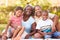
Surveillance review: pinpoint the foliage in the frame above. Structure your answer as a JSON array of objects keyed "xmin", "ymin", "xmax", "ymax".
[{"xmin": 0, "ymin": 0, "xmax": 60, "ymax": 24}]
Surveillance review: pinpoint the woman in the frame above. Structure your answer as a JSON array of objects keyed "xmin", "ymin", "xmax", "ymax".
[{"xmin": 14, "ymin": 5, "xmax": 36, "ymax": 40}]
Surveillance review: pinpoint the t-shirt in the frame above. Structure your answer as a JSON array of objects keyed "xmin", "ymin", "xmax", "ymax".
[
  {"xmin": 22, "ymin": 16, "xmax": 35, "ymax": 33},
  {"xmin": 36, "ymin": 19, "xmax": 53, "ymax": 33},
  {"xmin": 9, "ymin": 16, "xmax": 22, "ymax": 28}
]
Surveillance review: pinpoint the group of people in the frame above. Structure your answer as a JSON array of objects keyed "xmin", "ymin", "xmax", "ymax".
[{"xmin": 2, "ymin": 5, "xmax": 60, "ymax": 40}]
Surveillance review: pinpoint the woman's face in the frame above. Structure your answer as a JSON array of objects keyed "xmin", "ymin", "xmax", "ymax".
[
  {"xmin": 35, "ymin": 6, "xmax": 42, "ymax": 16},
  {"xmin": 35, "ymin": 11, "xmax": 42, "ymax": 16},
  {"xmin": 25, "ymin": 7, "xmax": 32, "ymax": 15}
]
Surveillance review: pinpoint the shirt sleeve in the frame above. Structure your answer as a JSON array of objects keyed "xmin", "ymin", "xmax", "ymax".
[
  {"xmin": 30, "ymin": 17, "xmax": 35, "ymax": 24},
  {"xmin": 48, "ymin": 13, "xmax": 56, "ymax": 19}
]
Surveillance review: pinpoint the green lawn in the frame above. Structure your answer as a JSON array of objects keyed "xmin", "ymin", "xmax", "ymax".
[{"xmin": 0, "ymin": 24, "xmax": 7, "ymax": 34}]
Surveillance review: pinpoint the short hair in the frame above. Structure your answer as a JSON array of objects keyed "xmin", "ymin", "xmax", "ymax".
[
  {"xmin": 24, "ymin": 5, "xmax": 33, "ymax": 11},
  {"xmin": 42, "ymin": 10, "xmax": 48, "ymax": 14},
  {"xmin": 23, "ymin": 5, "xmax": 34, "ymax": 16},
  {"xmin": 42, "ymin": 10, "xmax": 48, "ymax": 16}
]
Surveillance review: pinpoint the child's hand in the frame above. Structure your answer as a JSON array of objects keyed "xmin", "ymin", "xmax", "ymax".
[{"xmin": 25, "ymin": 34, "xmax": 30, "ymax": 39}]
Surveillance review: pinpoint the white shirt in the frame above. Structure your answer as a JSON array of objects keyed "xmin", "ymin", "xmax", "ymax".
[{"xmin": 36, "ymin": 18, "xmax": 53, "ymax": 32}]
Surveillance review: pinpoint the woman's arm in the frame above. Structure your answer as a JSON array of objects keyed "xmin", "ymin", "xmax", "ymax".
[
  {"xmin": 52, "ymin": 15, "xmax": 59, "ymax": 26},
  {"xmin": 46, "ymin": 15, "xmax": 59, "ymax": 35}
]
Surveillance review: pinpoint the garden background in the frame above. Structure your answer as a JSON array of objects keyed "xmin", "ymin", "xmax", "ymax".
[{"xmin": 0, "ymin": 0, "xmax": 60, "ymax": 35}]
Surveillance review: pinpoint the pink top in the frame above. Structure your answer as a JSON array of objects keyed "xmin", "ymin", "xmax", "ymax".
[{"xmin": 9, "ymin": 16, "xmax": 23, "ymax": 28}]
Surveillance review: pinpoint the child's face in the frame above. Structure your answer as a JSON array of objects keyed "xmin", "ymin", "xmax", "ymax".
[
  {"xmin": 15, "ymin": 10, "xmax": 23, "ymax": 17},
  {"xmin": 42, "ymin": 12, "xmax": 48, "ymax": 20}
]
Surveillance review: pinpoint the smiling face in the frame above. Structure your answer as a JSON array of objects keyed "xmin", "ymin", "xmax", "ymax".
[
  {"xmin": 34, "ymin": 6, "xmax": 42, "ymax": 17},
  {"xmin": 15, "ymin": 10, "xmax": 23, "ymax": 17},
  {"xmin": 35, "ymin": 11, "xmax": 42, "ymax": 17},
  {"xmin": 25, "ymin": 6, "xmax": 32, "ymax": 16},
  {"xmin": 35, "ymin": 6, "xmax": 42, "ymax": 12},
  {"xmin": 42, "ymin": 11, "xmax": 48, "ymax": 20},
  {"xmin": 14, "ymin": 6, "xmax": 23, "ymax": 17}
]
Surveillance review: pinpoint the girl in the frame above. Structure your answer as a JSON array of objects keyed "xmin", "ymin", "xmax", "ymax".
[{"xmin": 2, "ymin": 6, "xmax": 25, "ymax": 40}]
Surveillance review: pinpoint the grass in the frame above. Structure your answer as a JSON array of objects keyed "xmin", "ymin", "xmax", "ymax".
[{"xmin": 0, "ymin": 24, "xmax": 7, "ymax": 34}]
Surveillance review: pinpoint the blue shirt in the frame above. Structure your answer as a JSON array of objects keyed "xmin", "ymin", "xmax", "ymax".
[{"xmin": 22, "ymin": 16, "xmax": 35, "ymax": 33}]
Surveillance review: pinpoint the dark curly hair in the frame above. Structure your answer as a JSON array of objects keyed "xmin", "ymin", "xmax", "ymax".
[{"xmin": 23, "ymin": 5, "xmax": 34, "ymax": 16}]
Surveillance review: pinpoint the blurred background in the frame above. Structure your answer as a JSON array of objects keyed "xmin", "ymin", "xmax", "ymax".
[{"xmin": 0, "ymin": 0, "xmax": 60, "ymax": 34}]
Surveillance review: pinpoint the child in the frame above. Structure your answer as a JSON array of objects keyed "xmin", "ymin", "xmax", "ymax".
[
  {"xmin": 2, "ymin": 6, "xmax": 24, "ymax": 40},
  {"xmin": 33, "ymin": 10, "xmax": 56, "ymax": 39}
]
